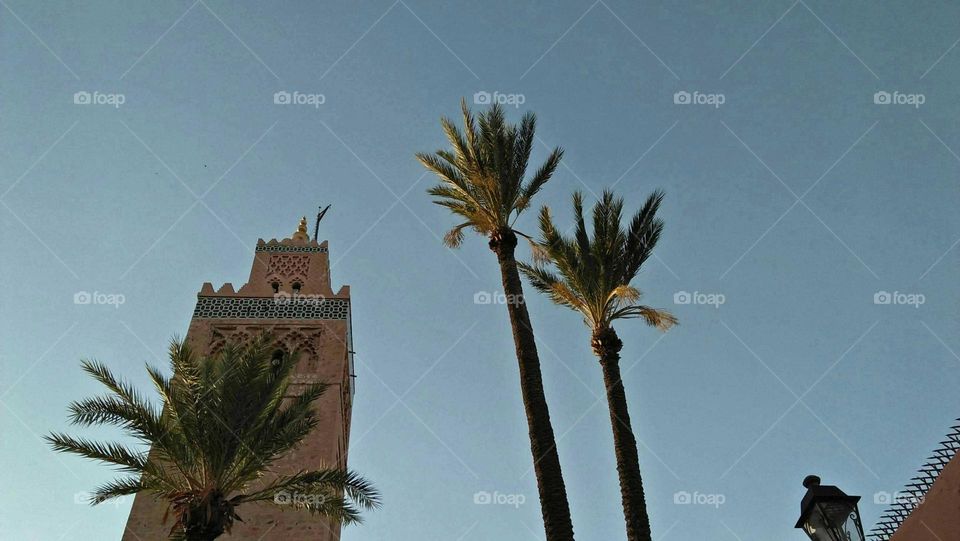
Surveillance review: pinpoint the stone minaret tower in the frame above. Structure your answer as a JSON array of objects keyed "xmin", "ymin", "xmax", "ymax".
[{"xmin": 123, "ymin": 218, "xmax": 355, "ymax": 540}]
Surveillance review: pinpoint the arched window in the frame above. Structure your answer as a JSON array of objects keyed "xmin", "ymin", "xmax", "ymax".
[
  {"xmin": 292, "ymin": 282, "xmax": 302, "ymax": 294},
  {"xmin": 271, "ymin": 281, "xmax": 280, "ymax": 294}
]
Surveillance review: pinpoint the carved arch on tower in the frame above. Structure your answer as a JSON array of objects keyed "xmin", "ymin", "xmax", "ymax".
[{"xmin": 205, "ymin": 325, "xmax": 324, "ymax": 376}]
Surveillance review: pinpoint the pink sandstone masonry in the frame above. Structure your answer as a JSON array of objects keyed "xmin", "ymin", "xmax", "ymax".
[
  {"xmin": 123, "ymin": 222, "xmax": 355, "ymax": 540},
  {"xmin": 889, "ymin": 451, "xmax": 960, "ymax": 541}
]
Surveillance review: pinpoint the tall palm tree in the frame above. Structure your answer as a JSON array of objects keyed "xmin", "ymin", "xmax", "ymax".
[
  {"xmin": 417, "ymin": 100, "xmax": 573, "ymax": 540},
  {"xmin": 47, "ymin": 334, "xmax": 379, "ymax": 541},
  {"xmin": 519, "ymin": 189, "xmax": 677, "ymax": 541}
]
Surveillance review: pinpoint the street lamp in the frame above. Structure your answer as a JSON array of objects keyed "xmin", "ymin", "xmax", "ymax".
[{"xmin": 795, "ymin": 475, "xmax": 866, "ymax": 541}]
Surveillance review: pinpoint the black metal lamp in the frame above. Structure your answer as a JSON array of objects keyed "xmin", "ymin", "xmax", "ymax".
[{"xmin": 795, "ymin": 475, "xmax": 866, "ymax": 541}]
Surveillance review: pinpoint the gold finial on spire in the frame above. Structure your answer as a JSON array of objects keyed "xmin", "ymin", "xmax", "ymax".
[{"xmin": 292, "ymin": 216, "xmax": 310, "ymax": 241}]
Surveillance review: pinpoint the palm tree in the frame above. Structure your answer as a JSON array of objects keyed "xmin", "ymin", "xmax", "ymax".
[
  {"xmin": 47, "ymin": 334, "xmax": 379, "ymax": 541},
  {"xmin": 519, "ymin": 190, "xmax": 677, "ymax": 541},
  {"xmin": 417, "ymin": 100, "xmax": 573, "ymax": 540}
]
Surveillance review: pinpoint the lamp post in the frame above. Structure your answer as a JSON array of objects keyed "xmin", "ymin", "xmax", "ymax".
[{"xmin": 795, "ymin": 475, "xmax": 866, "ymax": 541}]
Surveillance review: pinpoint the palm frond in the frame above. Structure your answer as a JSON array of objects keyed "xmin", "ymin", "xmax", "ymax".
[
  {"xmin": 443, "ymin": 222, "xmax": 471, "ymax": 248},
  {"xmin": 88, "ymin": 476, "xmax": 148, "ymax": 505},
  {"xmin": 241, "ymin": 468, "xmax": 380, "ymax": 511},
  {"xmin": 610, "ymin": 285, "xmax": 641, "ymax": 303},
  {"xmin": 527, "ymin": 240, "xmax": 551, "ymax": 265},
  {"xmin": 518, "ymin": 262, "xmax": 584, "ymax": 313},
  {"xmin": 625, "ymin": 189, "xmax": 665, "ymax": 277},
  {"xmin": 516, "ymin": 147, "xmax": 563, "ymax": 215},
  {"xmin": 611, "ymin": 306, "xmax": 678, "ymax": 331},
  {"xmin": 45, "ymin": 433, "xmax": 147, "ymax": 473}
]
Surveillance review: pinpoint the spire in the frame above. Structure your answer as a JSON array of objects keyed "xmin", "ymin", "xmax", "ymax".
[{"xmin": 292, "ymin": 216, "xmax": 310, "ymax": 241}]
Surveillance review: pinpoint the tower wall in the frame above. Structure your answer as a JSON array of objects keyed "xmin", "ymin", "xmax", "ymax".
[{"xmin": 123, "ymin": 226, "xmax": 355, "ymax": 540}]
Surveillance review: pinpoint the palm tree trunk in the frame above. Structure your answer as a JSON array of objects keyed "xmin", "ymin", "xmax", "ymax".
[
  {"xmin": 184, "ymin": 526, "xmax": 221, "ymax": 541},
  {"xmin": 491, "ymin": 230, "xmax": 575, "ymax": 541},
  {"xmin": 595, "ymin": 327, "xmax": 651, "ymax": 541},
  {"xmin": 180, "ymin": 498, "xmax": 227, "ymax": 541}
]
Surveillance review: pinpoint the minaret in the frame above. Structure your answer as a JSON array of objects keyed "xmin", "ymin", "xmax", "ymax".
[{"xmin": 123, "ymin": 219, "xmax": 355, "ymax": 541}]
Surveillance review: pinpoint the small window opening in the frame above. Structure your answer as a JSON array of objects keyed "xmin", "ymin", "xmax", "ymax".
[
  {"xmin": 271, "ymin": 282, "xmax": 280, "ymax": 294},
  {"xmin": 292, "ymin": 282, "xmax": 302, "ymax": 294},
  {"xmin": 271, "ymin": 350, "xmax": 284, "ymax": 371}
]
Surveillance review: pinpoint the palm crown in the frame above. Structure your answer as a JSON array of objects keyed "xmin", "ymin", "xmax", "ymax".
[
  {"xmin": 417, "ymin": 99, "xmax": 563, "ymax": 247},
  {"xmin": 520, "ymin": 190, "xmax": 677, "ymax": 333},
  {"xmin": 47, "ymin": 334, "xmax": 379, "ymax": 538}
]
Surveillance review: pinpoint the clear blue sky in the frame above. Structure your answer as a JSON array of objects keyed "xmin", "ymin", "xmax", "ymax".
[{"xmin": 2, "ymin": 1, "xmax": 959, "ymax": 539}]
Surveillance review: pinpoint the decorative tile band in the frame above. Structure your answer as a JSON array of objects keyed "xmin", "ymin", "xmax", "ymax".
[
  {"xmin": 256, "ymin": 244, "xmax": 328, "ymax": 253},
  {"xmin": 193, "ymin": 297, "xmax": 348, "ymax": 320}
]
